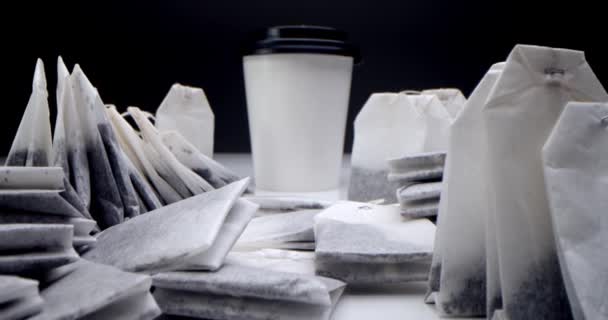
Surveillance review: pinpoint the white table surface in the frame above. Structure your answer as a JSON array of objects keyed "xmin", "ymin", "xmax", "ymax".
[{"xmin": 215, "ymin": 153, "xmax": 476, "ymax": 320}]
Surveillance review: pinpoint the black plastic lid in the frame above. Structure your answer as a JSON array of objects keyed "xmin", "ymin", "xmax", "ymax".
[{"xmin": 246, "ymin": 25, "xmax": 361, "ymax": 64}]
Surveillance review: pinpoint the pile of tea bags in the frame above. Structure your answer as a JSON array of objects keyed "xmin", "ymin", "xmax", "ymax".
[
  {"xmin": 153, "ymin": 248, "xmax": 345, "ymax": 320},
  {"xmin": 388, "ymin": 152, "xmax": 445, "ymax": 219},
  {"xmin": 234, "ymin": 196, "xmax": 332, "ymax": 251},
  {"xmin": 314, "ymin": 201, "xmax": 435, "ymax": 285},
  {"xmin": 430, "ymin": 44, "xmax": 608, "ymax": 320},
  {"xmin": 348, "ymin": 89, "xmax": 464, "ymax": 203},
  {"xmin": 0, "ymin": 276, "xmax": 43, "ymax": 319},
  {"xmin": 31, "ymin": 260, "xmax": 160, "ymax": 320}
]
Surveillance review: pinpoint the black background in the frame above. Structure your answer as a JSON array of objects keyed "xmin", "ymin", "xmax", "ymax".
[{"xmin": 3, "ymin": 0, "xmax": 606, "ymax": 154}]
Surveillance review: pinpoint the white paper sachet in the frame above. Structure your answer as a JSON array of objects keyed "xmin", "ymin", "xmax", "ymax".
[
  {"xmin": 543, "ymin": 102, "xmax": 608, "ymax": 320},
  {"xmin": 349, "ymin": 93, "xmax": 427, "ymax": 202},
  {"xmin": 483, "ymin": 45, "xmax": 608, "ymax": 320},
  {"xmin": 5, "ymin": 59, "xmax": 52, "ymax": 167},
  {"xmin": 156, "ymin": 83, "xmax": 215, "ymax": 157},
  {"xmin": 314, "ymin": 202, "xmax": 435, "ymax": 284},
  {"xmin": 83, "ymin": 179, "xmax": 250, "ymax": 273},
  {"xmin": 434, "ymin": 62, "xmax": 505, "ymax": 316}
]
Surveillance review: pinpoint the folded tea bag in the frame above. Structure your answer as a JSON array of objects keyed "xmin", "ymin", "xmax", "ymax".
[
  {"xmin": 0, "ymin": 189, "xmax": 84, "ymax": 217},
  {"xmin": 176, "ymin": 198, "xmax": 258, "ymax": 271},
  {"xmin": 543, "ymin": 102, "xmax": 608, "ymax": 320},
  {"xmin": 396, "ymin": 182, "xmax": 441, "ymax": 218},
  {"xmin": 225, "ymin": 249, "xmax": 317, "ymax": 275},
  {"xmin": 106, "ymin": 106, "xmax": 180, "ymax": 205},
  {"xmin": 156, "ymin": 83, "xmax": 215, "ymax": 157},
  {"xmin": 53, "ymin": 57, "xmax": 91, "ymax": 209},
  {"xmin": 5, "ymin": 59, "xmax": 52, "ymax": 167},
  {"xmin": 422, "ymin": 88, "xmax": 467, "ymax": 118},
  {"xmin": 83, "ymin": 179, "xmax": 250, "ymax": 273},
  {"xmin": 235, "ymin": 208, "xmax": 318, "ymax": 250},
  {"xmin": 0, "ymin": 276, "xmax": 43, "ymax": 320},
  {"xmin": 129, "ymin": 107, "xmax": 215, "ymax": 198},
  {"xmin": 71, "ymin": 65, "xmax": 125, "ymax": 229},
  {"xmin": 349, "ymin": 93, "xmax": 427, "ymax": 202},
  {"xmin": 314, "ymin": 202, "xmax": 435, "ymax": 284},
  {"xmin": 483, "ymin": 45, "xmax": 607, "ymax": 320},
  {"xmin": 31, "ymin": 260, "xmax": 160, "ymax": 320},
  {"xmin": 387, "ymin": 152, "xmax": 445, "ymax": 183},
  {"xmin": 161, "ymin": 130, "xmax": 246, "ymax": 190},
  {"xmin": 0, "ymin": 224, "xmax": 78, "ymax": 276},
  {"xmin": 245, "ymin": 196, "xmax": 332, "ymax": 216},
  {"xmin": 153, "ymin": 264, "xmax": 345, "ymax": 320},
  {"xmin": 433, "ymin": 62, "xmax": 504, "ymax": 316}
]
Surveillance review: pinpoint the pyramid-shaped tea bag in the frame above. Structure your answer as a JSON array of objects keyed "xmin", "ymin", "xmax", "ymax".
[
  {"xmin": 543, "ymin": 102, "xmax": 608, "ymax": 320},
  {"xmin": 156, "ymin": 83, "xmax": 215, "ymax": 157},
  {"xmin": 5, "ymin": 59, "xmax": 52, "ymax": 167},
  {"xmin": 83, "ymin": 179, "xmax": 251, "ymax": 273}
]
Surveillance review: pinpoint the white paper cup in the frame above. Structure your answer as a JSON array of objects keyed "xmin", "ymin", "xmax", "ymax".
[{"xmin": 243, "ymin": 26, "xmax": 358, "ymax": 192}]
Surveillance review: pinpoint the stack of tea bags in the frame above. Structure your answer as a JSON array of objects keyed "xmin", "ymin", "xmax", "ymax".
[
  {"xmin": 153, "ymin": 249, "xmax": 345, "ymax": 320},
  {"xmin": 431, "ymin": 44, "xmax": 608, "ymax": 320},
  {"xmin": 388, "ymin": 152, "xmax": 446, "ymax": 218},
  {"xmin": 314, "ymin": 201, "xmax": 435, "ymax": 285},
  {"xmin": 234, "ymin": 196, "xmax": 333, "ymax": 251},
  {"xmin": 0, "ymin": 276, "xmax": 43, "ymax": 319},
  {"xmin": 31, "ymin": 260, "xmax": 160, "ymax": 319},
  {"xmin": 348, "ymin": 89, "xmax": 463, "ymax": 204},
  {"xmin": 83, "ymin": 179, "xmax": 255, "ymax": 272}
]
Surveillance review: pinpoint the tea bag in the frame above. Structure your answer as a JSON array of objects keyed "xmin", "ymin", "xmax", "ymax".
[
  {"xmin": 71, "ymin": 65, "xmax": 124, "ymax": 229},
  {"xmin": 106, "ymin": 106, "xmax": 181, "ymax": 205},
  {"xmin": 245, "ymin": 196, "xmax": 333, "ymax": 216},
  {"xmin": 235, "ymin": 208, "xmax": 319, "ymax": 250},
  {"xmin": 153, "ymin": 264, "xmax": 345, "ymax": 320},
  {"xmin": 31, "ymin": 260, "xmax": 160, "ymax": 320},
  {"xmin": 0, "ymin": 276, "xmax": 43, "ymax": 320},
  {"xmin": 5, "ymin": 59, "xmax": 52, "ymax": 167},
  {"xmin": 349, "ymin": 93, "xmax": 427, "ymax": 202},
  {"xmin": 314, "ymin": 201, "xmax": 435, "ymax": 284},
  {"xmin": 396, "ymin": 182, "xmax": 441, "ymax": 218},
  {"xmin": 0, "ymin": 224, "xmax": 78, "ymax": 276},
  {"xmin": 156, "ymin": 83, "xmax": 215, "ymax": 157},
  {"xmin": 83, "ymin": 178, "xmax": 250, "ymax": 273},
  {"xmin": 161, "ymin": 130, "xmax": 247, "ymax": 190},
  {"xmin": 433, "ymin": 62, "xmax": 504, "ymax": 316},
  {"xmin": 0, "ymin": 189, "xmax": 84, "ymax": 217},
  {"xmin": 483, "ymin": 45, "xmax": 607, "ymax": 320},
  {"xmin": 387, "ymin": 152, "xmax": 445, "ymax": 183},
  {"xmin": 410, "ymin": 93, "xmax": 453, "ymax": 152},
  {"xmin": 129, "ymin": 106, "xmax": 215, "ymax": 197},
  {"xmin": 422, "ymin": 88, "xmax": 467, "ymax": 118},
  {"xmin": 177, "ymin": 198, "xmax": 259, "ymax": 271},
  {"xmin": 53, "ymin": 57, "xmax": 91, "ymax": 209},
  {"xmin": 543, "ymin": 102, "xmax": 608, "ymax": 320},
  {"xmin": 225, "ymin": 249, "xmax": 317, "ymax": 275}
]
